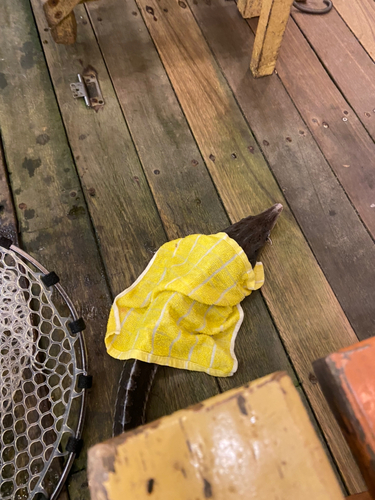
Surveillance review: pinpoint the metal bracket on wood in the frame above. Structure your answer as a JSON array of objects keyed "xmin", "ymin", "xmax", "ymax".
[{"xmin": 70, "ymin": 73, "xmax": 104, "ymax": 109}]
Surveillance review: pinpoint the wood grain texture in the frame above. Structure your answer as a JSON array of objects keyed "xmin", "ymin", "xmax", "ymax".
[
  {"xmin": 43, "ymin": 0, "xmax": 81, "ymax": 28},
  {"xmin": 346, "ymin": 494, "xmax": 373, "ymax": 500},
  {"xmin": 0, "ymin": 0, "xmax": 117, "ymax": 472},
  {"xmin": 50, "ymin": 11, "xmax": 77, "ymax": 45},
  {"xmin": 0, "ymin": 140, "xmax": 18, "ymax": 244},
  {"xmin": 314, "ymin": 337, "xmax": 375, "ymax": 498},
  {"xmin": 273, "ymin": 18, "xmax": 375, "ymax": 239},
  {"xmin": 86, "ymin": 0, "xmax": 296, "ymax": 413},
  {"xmin": 1, "ymin": 119, "xmax": 67, "ymax": 500},
  {"xmin": 187, "ymin": 0, "xmax": 375, "ymax": 340},
  {"xmin": 332, "ymin": 0, "xmax": 375, "ymax": 62},
  {"xmin": 292, "ymin": 6, "xmax": 375, "ymax": 142},
  {"xmin": 88, "ymin": 373, "xmax": 345, "ymax": 500},
  {"xmin": 251, "ymin": 0, "xmax": 294, "ymax": 76},
  {"xmin": 128, "ymin": 0, "xmax": 364, "ymax": 491},
  {"xmin": 237, "ymin": 0, "xmax": 262, "ymax": 19},
  {"xmin": 30, "ymin": 0, "xmax": 220, "ymax": 434}
]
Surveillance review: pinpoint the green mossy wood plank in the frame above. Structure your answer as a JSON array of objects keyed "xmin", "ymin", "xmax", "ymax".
[
  {"xmin": 117, "ymin": 0, "xmax": 363, "ymax": 491},
  {"xmin": 67, "ymin": 470, "xmax": 90, "ymax": 500},
  {"xmin": 0, "ymin": 116, "xmax": 69, "ymax": 500},
  {"xmin": 271, "ymin": 18, "xmax": 375, "ymax": 240},
  {"xmin": 30, "ymin": 1, "xmax": 167, "ymax": 292},
  {"xmin": 0, "ymin": 140, "xmax": 18, "ymax": 244},
  {"xmin": 29, "ymin": 0, "xmax": 220, "ymax": 428},
  {"xmin": 0, "ymin": 0, "xmax": 117, "ymax": 472},
  {"xmin": 186, "ymin": 0, "xmax": 375, "ymax": 340},
  {"xmin": 292, "ymin": 6, "xmax": 375, "ymax": 142},
  {"xmin": 83, "ymin": 0, "xmax": 295, "ymax": 414}
]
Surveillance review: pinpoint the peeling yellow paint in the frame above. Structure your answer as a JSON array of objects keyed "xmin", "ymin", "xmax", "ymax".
[{"xmin": 88, "ymin": 372, "xmax": 344, "ymax": 500}]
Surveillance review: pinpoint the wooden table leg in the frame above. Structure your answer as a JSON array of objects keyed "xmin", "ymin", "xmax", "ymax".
[
  {"xmin": 49, "ymin": 11, "xmax": 77, "ymax": 45},
  {"xmin": 236, "ymin": 0, "xmax": 294, "ymax": 77},
  {"xmin": 43, "ymin": 0, "xmax": 97, "ymax": 45},
  {"xmin": 237, "ymin": 0, "xmax": 263, "ymax": 19}
]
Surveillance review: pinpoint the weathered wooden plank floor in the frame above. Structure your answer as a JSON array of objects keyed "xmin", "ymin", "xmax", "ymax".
[{"xmin": 0, "ymin": 0, "xmax": 374, "ymax": 497}]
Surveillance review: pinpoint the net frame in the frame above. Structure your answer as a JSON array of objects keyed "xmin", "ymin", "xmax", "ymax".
[{"xmin": 0, "ymin": 243, "xmax": 88, "ymax": 500}]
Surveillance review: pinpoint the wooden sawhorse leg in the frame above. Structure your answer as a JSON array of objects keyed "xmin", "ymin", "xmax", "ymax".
[
  {"xmin": 237, "ymin": 0, "xmax": 294, "ymax": 77},
  {"xmin": 43, "ymin": 0, "xmax": 97, "ymax": 45}
]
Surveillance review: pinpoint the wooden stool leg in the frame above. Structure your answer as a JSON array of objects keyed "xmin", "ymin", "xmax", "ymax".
[
  {"xmin": 50, "ymin": 11, "xmax": 77, "ymax": 45},
  {"xmin": 43, "ymin": 0, "xmax": 99, "ymax": 45},
  {"xmin": 251, "ymin": 0, "xmax": 294, "ymax": 77},
  {"xmin": 237, "ymin": 0, "xmax": 263, "ymax": 19},
  {"xmin": 237, "ymin": 0, "xmax": 294, "ymax": 78},
  {"xmin": 43, "ymin": 0, "xmax": 82, "ymax": 45}
]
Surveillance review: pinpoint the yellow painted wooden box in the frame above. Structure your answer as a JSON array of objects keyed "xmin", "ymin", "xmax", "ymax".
[{"xmin": 88, "ymin": 372, "xmax": 344, "ymax": 500}]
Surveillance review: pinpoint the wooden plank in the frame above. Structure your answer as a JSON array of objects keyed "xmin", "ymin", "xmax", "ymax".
[
  {"xmin": 297, "ymin": 387, "xmax": 345, "ymax": 493},
  {"xmin": 333, "ymin": 0, "xmax": 375, "ymax": 62},
  {"xmin": 292, "ymin": 6, "xmax": 375, "ymax": 142},
  {"xmin": 113, "ymin": 0, "xmax": 365, "ymax": 491},
  {"xmin": 68, "ymin": 470, "xmax": 90, "ymax": 500},
  {"xmin": 1, "ymin": 128, "xmax": 69, "ymax": 500},
  {"xmin": 0, "ymin": 140, "xmax": 18, "ymax": 244},
  {"xmin": 346, "ymin": 494, "xmax": 373, "ymax": 500},
  {"xmin": 314, "ymin": 337, "xmax": 375, "ymax": 498},
  {"xmin": 29, "ymin": 0, "xmax": 220, "ymax": 436},
  {"xmin": 88, "ymin": 373, "xmax": 345, "ymax": 500},
  {"xmin": 271, "ymin": 18, "xmax": 375, "ymax": 239},
  {"xmin": 0, "ymin": 0, "xmax": 123, "ymax": 475},
  {"xmin": 250, "ymin": 0, "xmax": 294, "ymax": 77},
  {"xmin": 187, "ymin": 0, "xmax": 375, "ymax": 342},
  {"xmin": 82, "ymin": 0, "xmax": 297, "ymax": 417}
]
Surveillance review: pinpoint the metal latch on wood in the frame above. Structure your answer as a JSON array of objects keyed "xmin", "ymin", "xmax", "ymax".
[{"xmin": 70, "ymin": 72, "xmax": 104, "ymax": 109}]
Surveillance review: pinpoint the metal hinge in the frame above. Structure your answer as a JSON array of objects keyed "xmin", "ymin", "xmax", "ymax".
[{"xmin": 70, "ymin": 71, "xmax": 104, "ymax": 109}]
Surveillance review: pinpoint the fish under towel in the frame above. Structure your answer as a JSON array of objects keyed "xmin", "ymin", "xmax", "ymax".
[{"xmin": 105, "ymin": 232, "xmax": 264, "ymax": 377}]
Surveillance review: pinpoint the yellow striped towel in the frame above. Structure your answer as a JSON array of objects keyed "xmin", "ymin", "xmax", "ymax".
[{"xmin": 105, "ymin": 232, "xmax": 264, "ymax": 377}]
